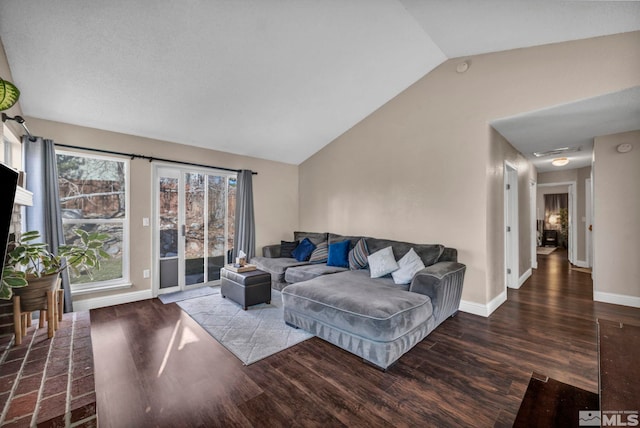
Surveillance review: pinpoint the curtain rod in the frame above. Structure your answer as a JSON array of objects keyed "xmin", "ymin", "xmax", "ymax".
[{"xmin": 53, "ymin": 143, "xmax": 257, "ymax": 175}]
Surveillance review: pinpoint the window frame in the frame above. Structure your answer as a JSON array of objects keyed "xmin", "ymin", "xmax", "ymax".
[
  {"xmin": 55, "ymin": 149, "xmax": 131, "ymax": 295},
  {"xmin": 2, "ymin": 123, "xmax": 22, "ymax": 169}
]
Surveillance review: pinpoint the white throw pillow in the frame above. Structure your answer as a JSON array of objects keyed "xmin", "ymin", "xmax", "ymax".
[
  {"xmin": 392, "ymin": 248, "xmax": 426, "ymax": 285},
  {"xmin": 368, "ymin": 246, "xmax": 399, "ymax": 278}
]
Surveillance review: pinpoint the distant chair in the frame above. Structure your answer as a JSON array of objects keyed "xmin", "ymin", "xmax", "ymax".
[{"xmin": 542, "ymin": 230, "xmax": 558, "ymax": 247}]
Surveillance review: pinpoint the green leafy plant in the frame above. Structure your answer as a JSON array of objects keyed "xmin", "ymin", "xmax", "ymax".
[
  {"xmin": 559, "ymin": 208, "xmax": 569, "ymax": 248},
  {"xmin": 0, "ymin": 267, "xmax": 27, "ymax": 299},
  {"xmin": 1, "ymin": 229, "xmax": 110, "ymax": 299}
]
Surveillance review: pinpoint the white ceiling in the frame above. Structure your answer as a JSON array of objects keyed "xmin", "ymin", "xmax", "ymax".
[
  {"xmin": 1, "ymin": 1, "xmax": 639, "ymax": 165},
  {"xmin": 492, "ymin": 86, "xmax": 640, "ymax": 172}
]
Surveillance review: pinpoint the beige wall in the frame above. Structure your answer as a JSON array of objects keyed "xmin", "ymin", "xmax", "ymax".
[
  {"xmin": 488, "ymin": 128, "xmax": 537, "ymax": 297},
  {"xmin": 299, "ymin": 31, "xmax": 640, "ymax": 310},
  {"xmin": 25, "ymin": 118, "xmax": 299, "ymax": 304},
  {"xmin": 593, "ymin": 130, "xmax": 640, "ymax": 304}
]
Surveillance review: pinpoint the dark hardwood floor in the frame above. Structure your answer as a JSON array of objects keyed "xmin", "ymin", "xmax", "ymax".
[{"xmin": 90, "ymin": 249, "xmax": 640, "ymax": 427}]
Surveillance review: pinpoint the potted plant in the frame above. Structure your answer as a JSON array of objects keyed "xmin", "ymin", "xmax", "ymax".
[
  {"xmin": 0, "ymin": 229, "xmax": 110, "ymax": 300},
  {"xmin": 559, "ymin": 208, "xmax": 569, "ymax": 248}
]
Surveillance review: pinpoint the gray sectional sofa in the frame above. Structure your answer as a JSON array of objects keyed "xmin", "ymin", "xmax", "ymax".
[{"xmin": 251, "ymin": 231, "xmax": 465, "ymax": 370}]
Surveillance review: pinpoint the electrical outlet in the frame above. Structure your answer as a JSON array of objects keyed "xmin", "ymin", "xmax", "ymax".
[
  {"xmin": 142, "ymin": 217, "xmax": 150, "ymax": 227},
  {"xmin": 143, "ymin": 269, "xmax": 150, "ymax": 279}
]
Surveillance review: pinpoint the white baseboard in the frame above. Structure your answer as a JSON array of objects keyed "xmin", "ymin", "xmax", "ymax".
[
  {"xmin": 573, "ymin": 260, "xmax": 590, "ymax": 268},
  {"xmin": 72, "ymin": 289, "xmax": 153, "ymax": 312},
  {"xmin": 594, "ymin": 291, "xmax": 640, "ymax": 309},
  {"xmin": 459, "ymin": 290, "xmax": 506, "ymax": 317},
  {"xmin": 514, "ymin": 268, "xmax": 532, "ymax": 289}
]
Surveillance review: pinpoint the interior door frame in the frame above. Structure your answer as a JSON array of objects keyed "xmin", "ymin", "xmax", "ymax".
[
  {"xmin": 504, "ymin": 161, "xmax": 519, "ymax": 290},
  {"xmin": 537, "ymin": 181, "xmax": 577, "ymax": 265},
  {"xmin": 530, "ymin": 179, "xmax": 537, "ymax": 270},
  {"xmin": 585, "ymin": 177, "xmax": 593, "ymax": 268}
]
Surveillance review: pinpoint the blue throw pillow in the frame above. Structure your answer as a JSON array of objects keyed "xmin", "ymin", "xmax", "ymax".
[
  {"xmin": 292, "ymin": 237, "xmax": 316, "ymax": 262},
  {"xmin": 327, "ymin": 240, "xmax": 350, "ymax": 268}
]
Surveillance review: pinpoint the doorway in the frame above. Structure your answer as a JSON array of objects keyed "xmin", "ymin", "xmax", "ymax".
[
  {"xmin": 543, "ymin": 192, "xmax": 568, "ymax": 248},
  {"xmin": 154, "ymin": 165, "xmax": 236, "ymax": 295},
  {"xmin": 537, "ymin": 182, "xmax": 577, "ymax": 265}
]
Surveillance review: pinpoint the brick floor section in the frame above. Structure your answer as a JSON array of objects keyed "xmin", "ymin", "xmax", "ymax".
[{"xmin": 0, "ymin": 312, "xmax": 97, "ymax": 427}]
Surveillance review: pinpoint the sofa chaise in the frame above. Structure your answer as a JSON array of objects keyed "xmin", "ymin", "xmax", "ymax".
[{"xmin": 251, "ymin": 232, "xmax": 465, "ymax": 369}]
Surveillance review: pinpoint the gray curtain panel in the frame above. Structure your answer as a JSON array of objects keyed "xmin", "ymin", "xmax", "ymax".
[
  {"xmin": 233, "ymin": 170, "xmax": 256, "ymax": 260},
  {"xmin": 23, "ymin": 136, "xmax": 73, "ymax": 312},
  {"xmin": 544, "ymin": 193, "xmax": 568, "ymax": 230}
]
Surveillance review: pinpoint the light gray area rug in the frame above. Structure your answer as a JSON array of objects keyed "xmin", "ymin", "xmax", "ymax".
[
  {"xmin": 537, "ymin": 246, "xmax": 557, "ymax": 255},
  {"xmin": 177, "ymin": 288, "xmax": 313, "ymax": 365},
  {"xmin": 158, "ymin": 286, "xmax": 219, "ymax": 304}
]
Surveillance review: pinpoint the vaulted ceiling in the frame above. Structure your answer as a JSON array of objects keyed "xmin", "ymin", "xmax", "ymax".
[{"xmin": 1, "ymin": 1, "xmax": 639, "ymax": 165}]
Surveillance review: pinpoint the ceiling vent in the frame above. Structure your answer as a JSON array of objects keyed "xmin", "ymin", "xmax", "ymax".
[{"xmin": 532, "ymin": 146, "xmax": 581, "ymax": 158}]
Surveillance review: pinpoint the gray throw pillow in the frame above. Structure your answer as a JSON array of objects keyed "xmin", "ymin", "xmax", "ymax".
[
  {"xmin": 280, "ymin": 240, "xmax": 298, "ymax": 258},
  {"xmin": 368, "ymin": 246, "xmax": 399, "ymax": 278},
  {"xmin": 391, "ymin": 248, "xmax": 425, "ymax": 284}
]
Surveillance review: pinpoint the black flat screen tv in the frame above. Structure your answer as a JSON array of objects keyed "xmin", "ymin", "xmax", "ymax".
[{"xmin": 0, "ymin": 162, "xmax": 19, "ymax": 281}]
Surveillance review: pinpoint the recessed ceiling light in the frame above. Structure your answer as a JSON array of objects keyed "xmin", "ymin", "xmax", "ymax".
[
  {"xmin": 551, "ymin": 157, "xmax": 569, "ymax": 167},
  {"xmin": 533, "ymin": 147, "xmax": 580, "ymax": 157}
]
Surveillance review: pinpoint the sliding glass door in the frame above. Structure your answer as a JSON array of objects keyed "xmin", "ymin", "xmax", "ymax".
[{"xmin": 155, "ymin": 165, "xmax": 236, "ymax": 294}]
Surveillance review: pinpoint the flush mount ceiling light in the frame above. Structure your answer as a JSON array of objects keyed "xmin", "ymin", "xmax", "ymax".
[
  {"xmin": 551, "ymin": 157, "xmax": 569, "ymax": 167},
  {"xmin": 0, "ymin": 77, "xmax": 20, "ymax": 111}
]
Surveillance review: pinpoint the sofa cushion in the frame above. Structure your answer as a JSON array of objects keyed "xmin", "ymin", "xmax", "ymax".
[
  {"xmin": 368, "ymin": 246, "xmax": 399, "ymax": 278},
  {"xmin": 292, "ymin": 238, "xmax": 316, "ymax": 262},
  {"xmin": 392, "ymin": 248, "xmax": 426, "ymax": 285},
  {"xmin": 294, "ymin": 231, "xmax": 328, "ymax": 246},
  {"xmin": 328, "ymin": 233, "xmax": 367, "ymax": 248},
  {"xmin": 251, "ymin": 257, "xmax": 310, "ymax": 278},
  {"xmin": 282, "ymin": 270, "xmax": 432, "ymax": 342},
  {"xmin": 327, "ymin": 240, "xmax": 350, "ymax": 268},
  {"xmin": 262, "ymin": 244, "xmax": 281, "ymax": 258},
  {"xmin": 309, "ymin": 241, "xmax": 328, "ymax": 264},
  {"xmin": 366, "ymin": 238, "xmax": 444, "ymax": 267},
  {"xmin": 348, "ymin": 238, "xmax": 369, "ymax": 270},
  {"xmin": 285, "ymin": 264, "xmax": 348, "ymax": 284},
  {"xmin": 280, "ymin": 240, "xmax": 298, "ymax": 258},
  {"xmin": 439, "ymin": 247, "xmax": 458, "ymax": 263}
]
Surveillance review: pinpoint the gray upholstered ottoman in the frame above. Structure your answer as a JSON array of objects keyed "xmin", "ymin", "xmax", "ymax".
[{"xmin": 221, "ymin": 268, "xmax": 271, "ymax": 310}]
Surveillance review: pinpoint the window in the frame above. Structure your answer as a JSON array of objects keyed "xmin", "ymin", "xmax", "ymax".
[
  {"xmin": 56, "ymin": 150, "xmax": 129, "ymax": 292},
  {"xmin": 2, "ymin": 124, "xmax": 21, "ymax": 169}
]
